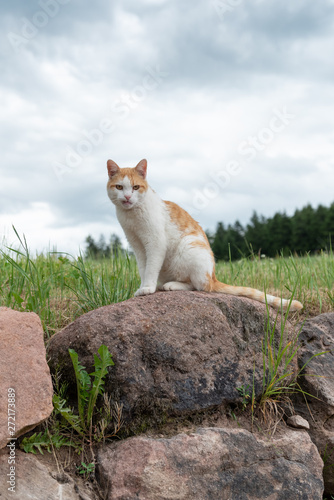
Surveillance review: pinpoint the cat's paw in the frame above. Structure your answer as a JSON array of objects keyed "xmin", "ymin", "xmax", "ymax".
[
  {"xmin": 134, "ymin": 286, "xmax": 156, "ymax": 296},
  {"xmin": 162, "ymin": 281, "xmax": 194, "ymax": 291}
]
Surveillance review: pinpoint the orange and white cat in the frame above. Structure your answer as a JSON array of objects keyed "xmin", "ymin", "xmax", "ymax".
[{"xmin": 107, "ymin": 159, "xmax": 303, "ymax": 311}]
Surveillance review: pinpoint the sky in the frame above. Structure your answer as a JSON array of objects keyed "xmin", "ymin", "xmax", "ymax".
[{"xmin": 1, "ymin": 0, "xmax": 334, "ymax": 255}]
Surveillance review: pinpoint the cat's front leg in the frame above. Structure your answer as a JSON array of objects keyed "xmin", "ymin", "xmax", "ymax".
[
  {"xmin": 134, "ymin": 241, "xmax": 166, "ymax": 296},
  {"xmin": 132, "ymin": 246, "xmax": 146, "ymax": 284},
  {"xmin": 124, "ymin": 233, "xmax": 146, "ymax": 288}
]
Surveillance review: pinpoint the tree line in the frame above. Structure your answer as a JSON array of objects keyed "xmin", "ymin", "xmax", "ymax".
[
  {"xmin": 84, "ymin": 201, "xmax": 334, "ymax": 261},
  {"xmin": 208, "ymin": 202, "xmax": 334, "ymax": 261},
  {"xmin": 84, "ymin": 234, "xmax": 124, "ymax": 259}
]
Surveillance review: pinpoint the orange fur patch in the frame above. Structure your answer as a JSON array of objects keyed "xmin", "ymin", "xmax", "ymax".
[
  {"xmin": 164, "ymin": 201, "xmax": 210, "ymax": 243},
  {"xmin": 190, "ymin": 240, "xmax": 212, "ymax": 251},
  {"xmin": 204, "ymin": 272, "xmax": 218, "ymax": 292}
]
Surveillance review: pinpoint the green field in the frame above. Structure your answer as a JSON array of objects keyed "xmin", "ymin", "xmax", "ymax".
[{"xmin": 0, "ymin": 232, "xmax": 333, "ymax": 337}]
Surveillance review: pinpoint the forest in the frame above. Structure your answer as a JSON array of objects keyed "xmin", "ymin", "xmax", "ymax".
[
  {"xmin": 84, "ymin": 201, "xmax": 334, "ymax": 262},
  {"xmin": 208, "ymin": 202, "xmax": 334, "ymax": 261}
]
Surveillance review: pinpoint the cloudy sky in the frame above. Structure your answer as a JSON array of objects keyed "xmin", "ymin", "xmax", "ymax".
[{"xmin": 1, "ymin": 0, "xmax": 334, "ymax": 255}]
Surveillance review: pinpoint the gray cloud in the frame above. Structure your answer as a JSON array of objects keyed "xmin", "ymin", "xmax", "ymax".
[{"xmin": 1, "ymin": 0, "xmax": 334, "ymax": 253}]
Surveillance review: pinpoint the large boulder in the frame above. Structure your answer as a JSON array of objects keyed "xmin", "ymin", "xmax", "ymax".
[
  {"xmin": 297, "ymin": 313, "xmax": 334, "ymax": 495},
  {"xmin": 47, "ymin": 291, "xmax": 294, "ymax": 431},
  {"xmin": 0, "ymin": 308, "xmax": 53, "ymax": 449},
  {"xmin": 97, "ymin": 427, "xmax": 324, "ymax": 500}
]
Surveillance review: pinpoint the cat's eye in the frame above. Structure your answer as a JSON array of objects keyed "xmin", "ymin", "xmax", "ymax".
[
  {"xmin": 115, "ymin": 185, "xmax": 123, "ymax": 190},
  {"xmin": 133, "ymin": 185, "xmax": 140, "ymax": 191}
]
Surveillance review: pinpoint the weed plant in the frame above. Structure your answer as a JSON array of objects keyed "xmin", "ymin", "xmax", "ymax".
[{"xmin": 21, "ymin": 345, "xmax": 122, "ymax": 471}]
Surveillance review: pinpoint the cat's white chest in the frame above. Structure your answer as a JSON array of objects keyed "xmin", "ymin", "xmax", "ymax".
[{"xmin": 116, "ymin": 188, "xmax": 166, "ymax": 238}]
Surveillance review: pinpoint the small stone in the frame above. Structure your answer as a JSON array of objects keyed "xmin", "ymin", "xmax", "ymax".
[{"xmin": 287, "ymin": 415, "xmax": 310, "ymax": 429}]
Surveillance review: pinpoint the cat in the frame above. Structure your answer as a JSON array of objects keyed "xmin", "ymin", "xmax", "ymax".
[{"xmin": 106, "ymin": 159, "xmax": 303, "ymax": 312}]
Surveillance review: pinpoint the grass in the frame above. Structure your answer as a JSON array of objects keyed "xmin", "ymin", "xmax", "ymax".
[
  {"xmin": 215, "ymin": 251, "xmax": 334, "ymax": 318},
  {"xmin": 0, "ymin": 230, "xmax": 333, "ymax": 338},
  {"xmin": 255, "ymin": 296, "xmax": 328, "ymax": 433},
  {"xmin": 0, "ymin": 229, "xmax": 140, "ymax": 337}
]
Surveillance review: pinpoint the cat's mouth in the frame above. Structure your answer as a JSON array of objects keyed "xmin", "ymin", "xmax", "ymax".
[{"xmin": 122, "ymin": 200, "xmax": 133, "ymax": 208}]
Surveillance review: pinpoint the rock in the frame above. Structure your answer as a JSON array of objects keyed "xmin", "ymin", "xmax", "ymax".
[
  {"xmin": 287, "ymin": 415, "xmax": 310, "ymax": 429},
  {"xmin": 298, "ymin": 312, "xmax": 334, "ymax": 404},
  {"xmin": 47, "ymin": 291, "xmax": 294, "ymax": 431},
  {"xmin": 97, "ymin": 427, "xmax": 324, "ymax": 500},
  {"xmin": 0, "ymin": 308, "xmax": 53, "ymax": 449},
  {"xmin": 0, "ymin": 448, "xmax": 97, "ymax": 500},
  {"xmin": 297, "ymin": 313, "xmax": 334, "ymax": 495}
]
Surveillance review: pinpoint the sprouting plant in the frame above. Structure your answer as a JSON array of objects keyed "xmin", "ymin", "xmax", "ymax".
[
  {"xmin": 20, "ymin": 428, "xmax": 74, "ymax": 455},
  {"xmin": 76, "ymin": 461, "xmax": 95, "ymax": 478},
  {"xmin": 236, "ymin": 384, "xmax": 251, "ymax": 409},
  {"xmin": 53, "ymin": 344, "xmax": 117, "ymax": 440},
  {"xmin": 21, "ymin": 345, "xmax": 122, "ymax": 467}
]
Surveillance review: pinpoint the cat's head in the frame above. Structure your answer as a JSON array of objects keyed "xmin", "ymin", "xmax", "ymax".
[{"xmin": 106, "ymin": 159, "xmax": 148, "ymax": 210}]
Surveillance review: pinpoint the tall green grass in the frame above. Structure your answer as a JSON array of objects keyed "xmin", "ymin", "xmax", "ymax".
[
  {"xmin": 215, "ymin": 251, "xmax": 334, "ymax": 315},
  {"xmin": 0, "ymin": 229, "xmax": 140, "ymax": 337},
  {"xmin": 0, "ymin": 230, "xmax": 333, "ymax": 336}
]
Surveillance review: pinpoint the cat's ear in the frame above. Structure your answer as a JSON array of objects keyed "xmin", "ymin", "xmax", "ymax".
[
  {"xmin": 135, "ymin": 159, "xmax": 147, "ymax": 179},
  {"xmin": 107, "ymin": 160, "xmax": 120, "ymax": 178}
]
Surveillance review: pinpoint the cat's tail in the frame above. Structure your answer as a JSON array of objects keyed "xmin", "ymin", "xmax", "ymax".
[{"xmin": 209, "ymin": 279, "xmax": 303, "ymax": 312}]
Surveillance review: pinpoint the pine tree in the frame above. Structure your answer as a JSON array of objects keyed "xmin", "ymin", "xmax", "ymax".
[
  {"xmin": 291, "ymin": 204, "xmax": 316, "ymax": 253},
  {"xmin": 314, "ymin": 205, "xmax": 330, "ymax": 250},
  {"xmin": 212, "ymin": 222, "xmax": 227, "ymax": 261},
  {"xmin": 84, "ymin": 234, "xmax": 123, "ymax": 259},
  {"xmin": 267, "ymin": 212, "xmax": 292, "ymax": 256},
  {"xmin": 245, "ymin": 212, "xmax": 268, "ymax": 256},
  {"xmin": 325, "ymin": 202, "xmax": 334, "ymax": 249},
  {"xmin": 110, "ymin": 234, "xmax": 123, "ymax": 257},
  {"xmin": 84, "ymin": 235, "xmax": 99, "ymax": 259},
  {"xmin": 225, "ymin": 221, "xmax": 246, "ymax": 260}
]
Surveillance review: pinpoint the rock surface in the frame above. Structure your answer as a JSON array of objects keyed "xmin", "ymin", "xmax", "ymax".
[
  {"xmin": 298, "ymin": 312, "xmax": 334, "ymax": 404},
  {"xmin": 297, "ymin": 312, "xmax": 334, "ymax": 495},
  {"xmin": 97, "ymin": 427, "xmax": 324, "ymax": 500},
  {"xmin": 0, "ymin": 307, "xmax": 53, "ymax": 449},
  {"xmin": 0, "ymin": 448, "xmax": 97, "ymax": 500},
  {"xmin": 47, "ymin": 291, "xmax": 294, "ymax": 431}
]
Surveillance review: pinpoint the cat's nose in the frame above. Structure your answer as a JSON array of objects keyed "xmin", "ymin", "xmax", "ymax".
[{"xmin": 124, "ymin": 194, "xmax": 131, "ymax": 201}]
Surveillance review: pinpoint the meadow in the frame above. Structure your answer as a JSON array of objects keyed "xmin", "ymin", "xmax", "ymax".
[{"xmin": 0, "ymin": 230, "xmax": 333, "ymax": 337}]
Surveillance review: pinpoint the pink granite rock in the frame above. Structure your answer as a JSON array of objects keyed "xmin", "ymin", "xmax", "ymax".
[
  {"xmin": 297, "ymin": 312, "xmax": 334, "ymax": 495},
  {"xmin": 0, "ymin": 449, "xmax": 97, "ymax": 500},
  {"xmin": 0, "ymin": 307, "xmax": 53, "ymax": 449},
  {"xmin": 97, "ymin": 427, "xmax": 324, "ymax": 499},
  {"xmin": 47, "ymin": 291, "xmax": 295, "ymax": 432}
]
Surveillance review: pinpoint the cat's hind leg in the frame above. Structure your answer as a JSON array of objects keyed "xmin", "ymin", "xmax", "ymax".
[{"xmin": 161, "ymin": 281, "xmax": 194, "ymax": 291}]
